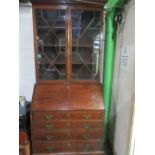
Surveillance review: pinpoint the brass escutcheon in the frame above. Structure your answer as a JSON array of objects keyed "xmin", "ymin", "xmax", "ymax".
[{"xmin": 83, "ymin": 114, "xmax": 91, "ymax": 120}]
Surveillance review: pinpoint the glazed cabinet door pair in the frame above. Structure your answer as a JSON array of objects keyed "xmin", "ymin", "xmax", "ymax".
[{"xmin": 33, "ymin": 6, "xmax": 103, "ymax": 82}]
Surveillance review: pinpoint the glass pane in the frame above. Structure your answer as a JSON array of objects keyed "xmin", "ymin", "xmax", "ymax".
[
  {"xmin": 36, "ymin": 9, "xmax": 66, "ymax": 80},
  {"xmin": 71, "ymin": 10, "xmax": 101, "ymax": 80}
]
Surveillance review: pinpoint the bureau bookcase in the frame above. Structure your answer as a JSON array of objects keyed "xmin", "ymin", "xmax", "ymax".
[{"xmin": 30, "ymin": 0, "xmax": 105, "ymax": 154}]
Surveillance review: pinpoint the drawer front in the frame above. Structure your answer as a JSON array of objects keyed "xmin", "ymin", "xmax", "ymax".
[
  {"xmin": 31, "ymin": 120, "xmax": 104, "ymax": 130},
  {"xmin": 70, "ymin": 111, "xmax": 104, "ymax": 120},
  {"xmin": 32, "ymin": 141, "xmax": 66, "ymax": 153},
  {"xmin": 31, "ymin": 128, "xmax": 103, "ymax": 141},
  {"xmin": 32, "ymin": 111, "xmax": 69, "ymax": 121},
  {"xmin": 32, "ymin": 130, "xmax": 69, "ymax": 141},
  {"xmin": 69, "ymin": 128, "xmax": 103, "ymax": 140},
  {"xmin": 32, "ymin": 140, "xmax": 104, "ymax": 153},
  {"xmin": 32, "ymin": 111, "xmax": 104, "ymax": 121},
  {"xmin": 70, "ymin": 121, "xmax": 104, "ymax": 129},
  {"xmin": 31, "ymin": 121, "xmax": 66, "ymax": 130}
]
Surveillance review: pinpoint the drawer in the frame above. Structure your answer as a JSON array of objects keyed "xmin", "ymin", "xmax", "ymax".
[
  {"xmin": 32, "ymin": 130, "xmax": 69, "ymax": 141},
  {"xmin": 70, "ymin": 120, "xmax": 104, "ymax": 129},
  {"xmin": 69, "ymin": 128, "xmax": 103, "ymax": 140},
  {"xmin": 32, "ymin": 111, "xmax": 69, "ymax": 121},
  {"xmin": 31, "ymin": 128, "xmax": 103, "ymax": 141},
  {"xmin": 70, "ymin": 111, "xmax": 104, "ymax": 120},
  {"xmin": 32, "ymin": 140, "xmax": 104, "ymax": 153},
  {"xmin": 31, "ymin": 121, "xmax": 67, "ymax": 130},
  {"xmin": 31, "ymin": 120, "xmax": 104, "ymax": 130},
  {"xmin": 32, "ymin": 141, "xmax": 66, "ymax": 153},
  {"xmin": 31, "ymin": 111, "xmax": 104, "ymax": 121}
]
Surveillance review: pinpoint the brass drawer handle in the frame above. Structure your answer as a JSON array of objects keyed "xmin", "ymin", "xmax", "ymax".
[
  {"xmin": 83, "ymin": 134, "xmax": 89, "ymax": 140},
  {"xmin": 83, "ymin": 123, "xmax": 91, "ymax": 129},
  {"xmin": 45, "ymin": 124, "xmax": 54, "ymax": 129},
  {"xmin": 46, "ymin": 146, "xmax": 54, "ymax": 152},
  {"xmin": 44, "ymin": 114, "xmax": 54, "ymax": 120},
  {"xmin": 46, "ymin": 135, "xmax": 54, "ymax": 141},
  {"xmin": 83, "ymin": 114, "xmax": 91, "ymax": 120}
]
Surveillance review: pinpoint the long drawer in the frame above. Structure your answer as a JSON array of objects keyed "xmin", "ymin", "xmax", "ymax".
[
  {"xmin": 32, "ymin": 128, "xmax": 104, "ymax": 141},
  {"xmin": 32, "ymin": 140, "xmax": 104, "ymax": 154},
  {"xmin": 32, "ymin": 111, "xmax": 104, "ymax": 121},
  {"xmin": 31, "ymin": 120, "xmax": 104, "ymax": 130}
]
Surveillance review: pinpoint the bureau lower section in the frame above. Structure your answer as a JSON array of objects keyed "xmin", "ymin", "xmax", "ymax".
[{"xmin": 31, "ymin": 110, "xmax": 105, "ymax": 154}]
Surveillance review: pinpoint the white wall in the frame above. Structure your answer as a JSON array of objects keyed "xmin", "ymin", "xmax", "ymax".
[
  {"xmin": 109, "ymin": 0, "xmax": 135, "ymax": 155},
  {"xmin": 19, "ymin": 4, "xmax": 36, "ymax": 101}
]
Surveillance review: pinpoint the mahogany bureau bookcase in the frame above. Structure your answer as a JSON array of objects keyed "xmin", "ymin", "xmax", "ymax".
[{"xmin": 30, "ymin": 0, "xmax": 106, "ymax": 154}]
